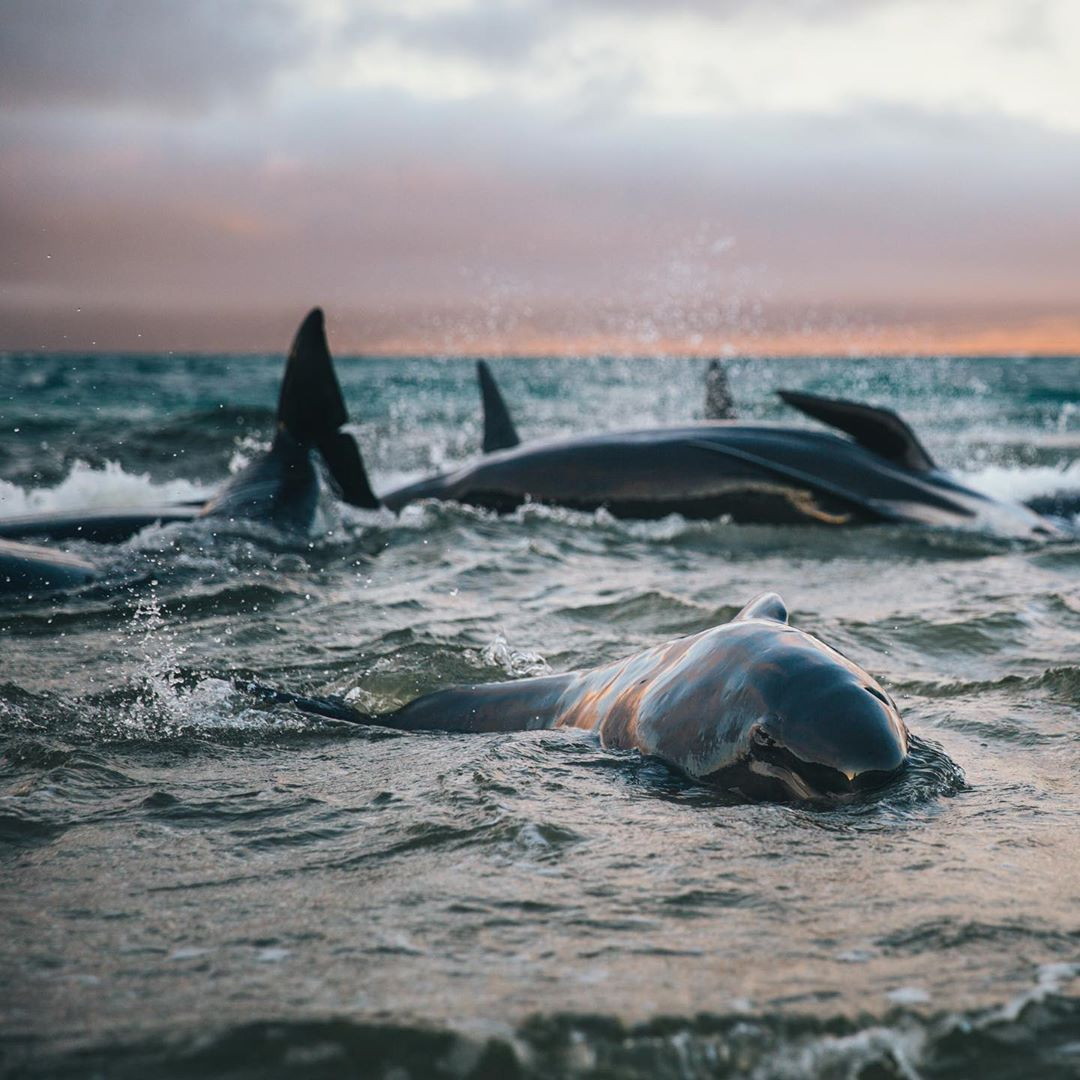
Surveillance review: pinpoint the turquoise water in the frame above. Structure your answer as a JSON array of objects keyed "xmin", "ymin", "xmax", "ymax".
[{"xmin": 2, "ymin": 352, "xmax": 1079, "ymax": 1077}]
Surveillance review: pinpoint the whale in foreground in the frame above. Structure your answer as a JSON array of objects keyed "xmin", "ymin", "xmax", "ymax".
[
  {"xmin": 0, "ymin": 309, "xmax": 377, "ymax": 595},
  {"xmin": 373, "ymin": 361, "xmax": 1060, "ymax": 542},
  {"xmin": 249, "ymin": 593, "xmax": 910, "ymax": 803}
]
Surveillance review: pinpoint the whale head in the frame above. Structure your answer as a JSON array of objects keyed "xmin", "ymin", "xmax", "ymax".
[
  {"xmin": 703, "ymin": 593, "xmax": 909, "ymax": 802},
  {"xmin": 745, "ymin": 663, "xmax": 908, "ymax": 802}
]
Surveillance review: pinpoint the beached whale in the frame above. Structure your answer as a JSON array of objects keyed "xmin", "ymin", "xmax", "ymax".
[
  {"xmin": 245, "ymin": 592, "xmax": 910, "ymax": 803},
  {"xmin": 0, "ymin": 308, "xmax": 376, "ymax": 549},
  {"xmin": 0, "ymin": 309, "xmax": 378, "ymax": 594},
  {"xmin": 368, "ymin": 359, "xmax": 1061, "ymax": 541}
]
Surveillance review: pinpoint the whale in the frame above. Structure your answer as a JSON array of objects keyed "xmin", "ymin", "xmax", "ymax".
[
  {"xmin": 363, "ymin": 359, "xmax": 1060, "ymax": 542},
  {"xmin": 0, "ymin": 309, "xmax": 377, "ymax": 595},
  {"xmin": 0, "ymin": 537, "xmax": 99, "ymax": 594},
  {"xmin": 244, "ymin": 593, "xmax": 909, "ymax": 803},
  {"xmin": 0, "ymin": 308, "xmax": 377, "ymax": 547}
]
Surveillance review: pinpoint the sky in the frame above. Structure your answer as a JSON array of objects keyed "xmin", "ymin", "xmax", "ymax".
[{"xmin": 1, "ymin": 0, "xmax": 1078, "ymax": 356}]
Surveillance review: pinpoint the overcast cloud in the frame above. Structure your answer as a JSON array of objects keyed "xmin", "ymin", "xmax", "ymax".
[{"xmin": 1, "ymin": 0, "xmax": 1077, "ymax": 353}]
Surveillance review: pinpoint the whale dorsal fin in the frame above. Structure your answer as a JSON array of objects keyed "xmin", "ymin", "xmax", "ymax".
[
  {"xmin": 477, "ymin": 361, "xmax": 521, "ymax": 453},
  {"xmin": 734, "ymin": 593, "xmax": 788, "ymax": 624},
  {"xmin": 777, "ymin": 390, "xmax": 935, "ymax": 473},
  {"xmin": 705, "ymin": 359, "xmax": 736, "ymax": 420}
]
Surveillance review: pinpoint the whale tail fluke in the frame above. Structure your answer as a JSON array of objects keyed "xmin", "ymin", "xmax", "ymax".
[
  {"xmin": 277, "ymin": 308, "xmax": 347, "ymax": 444},
  {"xmin": 318, "ymin": 431, "xmax": 381, "ymax": 510},
  {"xmin": 477, "ymin": 360, "xmax": 521, "ymax": 452},
  {"xmin": 237, "ymin": 679, "xmax": 370, "ymax": 725},
  {"xmin": 777, "ymin": 390, "xmax": 935, "ymax": 473},
  {"xmin": 277, "ymin": 308, "xmax": 381, "ymax": 509}
]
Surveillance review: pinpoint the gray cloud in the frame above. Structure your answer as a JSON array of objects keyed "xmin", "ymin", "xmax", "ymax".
[
  {"xmin": 3, "ymin": 86, "xmax": 1079, "ymax": 335},
  {"xmin": 345, "ymin": 3, "xmax": 562, "ymax": 67},
  {"xmin": 1, "ymin": 1, "xmax": 1077, "ymax": 350},
  {"xmin": 566, "ymin": 0, "xmax": 903, "ymax": 20},
  {"xmin": 0, "ymin": 0, "xmax": 313, "ymax": 111},
  {"xmin": 342, "ymin": 0, "xmax": 907, "ymax": 70},
  {"xmin": 997, "ymin": 0, "xmax": 1055, "ymax": 51}
]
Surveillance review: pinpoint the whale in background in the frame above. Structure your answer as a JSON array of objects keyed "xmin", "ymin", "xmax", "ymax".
[
  {"xmin": 245, "ymin": 592, "xmax": 911, "ymax": 804},
  {"xmin": 367, "ymin": 359, "xmax": 1062, "ymax": 542},
  {"xmin": 0, "ymin": 309, "xmax": 378, "ymax": 595},
  {"xmin": 0, "ymin": 308, "xmax": 377, "ymax": 550}
]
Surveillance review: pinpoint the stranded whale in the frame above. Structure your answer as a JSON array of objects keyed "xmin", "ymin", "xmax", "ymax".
[
  {"xmin": 371, "ymin": 362, "xmax": 1060, "ymax": 541},
  {"xmin": 0, "ymin": 309, "xmax": 377, "ymax": 595},
  {"xmin": 246, "ymin": 593, "xmax": 910, "ymax": 803}
]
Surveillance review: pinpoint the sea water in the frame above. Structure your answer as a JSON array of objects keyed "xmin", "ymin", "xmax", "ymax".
[{"xmin": 1, "ymin": 352, "xmax": 1079, "ymax": 1078}]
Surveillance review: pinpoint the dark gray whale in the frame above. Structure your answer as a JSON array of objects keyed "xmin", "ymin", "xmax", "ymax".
[
  {"xmin": 366, "ymin": 360, "xmax": 1059, "ymax": 541},
  {"xmin": 0, "ymin": 309, "xmax": 377, "ymax": 594},
  {"xmin": 247, "ymin": 593, "xmax": 910, "ymax": 803},
  {"xmin": 0, "ymin": 538, "xmax": 98, "ymax": 593}
]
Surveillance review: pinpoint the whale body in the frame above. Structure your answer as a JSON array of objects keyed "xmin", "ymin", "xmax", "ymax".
[
  {"xmin": 373, "ymin": 365, "xmax": 1059, "ymax": 542},
  {"xmin": 0, "ymin": 309, "xmax": 377, "ymax": 595},
  {"xmin": 0, "ymin": 309, "xmax": 377, "ymax": 546},
  {"xmin": 0, "ymin": 538, "xmax": 99, "ymax": 594},
  {"xmin": 250, "ymin": 593, "xmax": 910, "ymax": 804}
]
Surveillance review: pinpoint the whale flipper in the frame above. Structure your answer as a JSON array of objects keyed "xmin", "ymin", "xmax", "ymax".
[
  {"xmin": 686, "ymin": 439, "xmax": 900, "ymax": 521},
  {"xmin": 238, "ymin": 679, "xmax": 368, "ymax": 724},
  {"xmin": 477, "ymin": 361, "xmax": 521, "ymax": 452},
  {"xmin": 705, "ymin": 359, "xmax": 736, "ymax": 420},
  {"xmin": 777, "ymin": 390, "xmax": 935, "ymax": 473},
  {"xmin": 734, "ymin": 592, "xmax": 788, "ymax": 623},
  {"xmin": 242, "ymin": 672, "xmax": 573, "ymax": 734}
]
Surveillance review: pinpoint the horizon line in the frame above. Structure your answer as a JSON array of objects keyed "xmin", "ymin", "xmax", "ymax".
[{"xmin": 4, "ymin": 309, "xmax": 1080, "ymax": 359}]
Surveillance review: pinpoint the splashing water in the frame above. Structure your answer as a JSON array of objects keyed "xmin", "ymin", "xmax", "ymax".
[{"xmin": 3, "ymin": 350, "xmax": 1080, "ymax": 1078}]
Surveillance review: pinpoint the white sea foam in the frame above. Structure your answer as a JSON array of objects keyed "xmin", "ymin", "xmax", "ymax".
[
  {"xmin": 756, "ymin": 1024, "xmax": 925, "ymax": 1080},
  {"xmin": 960, "ymin": 460, "xmax": 1080, "ymax": 503},
  {"xmin": 992, "ymin": 961, "xmax": 1080, "ymax": 1024},
  {"xmin": 0, "ymin": 460, "xmax": 209, "ymax": 515},
  {"xmin": 480, "ymin": 633, "xmax": 552, "ymax": 677}
]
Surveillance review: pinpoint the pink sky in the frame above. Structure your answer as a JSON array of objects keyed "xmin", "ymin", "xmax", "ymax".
[{"xmin": 2, "ymin": 0, "xmax": 1079, "ymax": 355}]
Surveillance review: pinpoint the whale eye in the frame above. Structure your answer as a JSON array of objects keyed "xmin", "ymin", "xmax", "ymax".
[{"xmin": 751, "ymin": 727, "xmax": 778, "ymax": 749}]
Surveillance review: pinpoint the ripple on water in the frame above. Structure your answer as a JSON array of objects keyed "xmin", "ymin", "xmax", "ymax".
[
  {"xmin": 3, "ymin": 977, "xmax": 1079, "ymax": 1079},
  {"xmin": 4, "ymin": 354, "xmax": 1080, "ymax": 1074}
]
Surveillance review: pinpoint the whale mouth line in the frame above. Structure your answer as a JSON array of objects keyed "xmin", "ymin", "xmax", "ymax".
[
  {"xmin": 747, "ymin": 739, "xmax": 904, "ymax": 802},
  {"xmin": 748, "ymin": 758, "xmax": 820, "ymax": 802}
]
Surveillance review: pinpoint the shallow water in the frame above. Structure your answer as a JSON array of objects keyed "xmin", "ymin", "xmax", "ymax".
[{"xmin": 2, "ymin": 352, "xmax": 1079, "ymax": 1078}]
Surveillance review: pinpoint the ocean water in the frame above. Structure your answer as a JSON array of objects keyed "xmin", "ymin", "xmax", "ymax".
[{"xmin": 1, "ymin": 351, "xmax": 1079, "ymax": 1079}]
